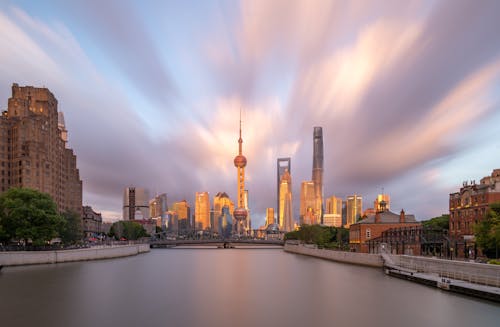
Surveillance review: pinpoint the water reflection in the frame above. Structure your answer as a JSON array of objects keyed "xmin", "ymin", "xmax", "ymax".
[{"xmin": 0, "ymin": 249, "xmax": 499, "ymax": 327}]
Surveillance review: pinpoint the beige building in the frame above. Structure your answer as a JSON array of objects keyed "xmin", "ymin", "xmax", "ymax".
[
  {"xmin": 0, "ymin": 84, "xmax": 82, "ymax": 213},
  {"xmin": 123, "ymin": 187, "xmax": 150, "ymax": 220},
  {"xmin": 195, "ymin": 191, "xmax": 210, "ymax": 230},
  {"xmin": 324, "ymin": 195, "xmax": 342, "ymax": 227}
]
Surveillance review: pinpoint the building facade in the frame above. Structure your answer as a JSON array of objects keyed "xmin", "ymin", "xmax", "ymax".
[
  {"xmin": 312, "ymin": 127, "xmax": 324, "ymax": 224},
  {"xmin": 265, "ymin": 207, "xmax": 275, "ymax": 226},
  {"xmin": 277, "ymin": 157, "xmax": 291, "ymax": 223},
  {"xmin": 82, "ymin": 205, "xmax": 102, "ymax": 238},
  {"xmin": 172, "ymin": 200, "xmax": 191, "ymax": 232},
  {"xmin": 349, "ymin": 204, "xmax": 420, "ymax": 253},
  {"xmin": 195, "ymin": 191, "xmax": 210, "ymax": 230},
  {"xmin": 213, "ymin": 192, "xmax": 234, "ymax": 233},
  {"xmin": 279, "ymin": 169, "xmax": 293, "ymax": 232},
  {"xmin": 346, "ymin": 195, "xmax": 362, "ymax": 228},
  {"xmin": 0, "ymin": 84, "xmax": 82, "ymax": 214},
  {"xmin": 324, "ymin": 195, "xmax": 342, "ymax": 227},
  {"xmin": 300, "ymin": 181, "xmax": 316, "ymax": 225},
  {"xmin": 123, "ymin": 187, "xmax": 150, "ymax": 220},
  {"xmin": 449, "ymin": 169, "xmax": 500, "ymax": 258}
]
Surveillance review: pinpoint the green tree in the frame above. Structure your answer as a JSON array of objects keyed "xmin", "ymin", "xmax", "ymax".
[
  {"xmin": 422, "ymin": 214, "xmax": 449, "ymax": 230},
  {"xmin": 0, "ymin": 188, "xmax": 64, "ymax": 246},
  {"xmin": 474, "ymin": 203, "xmax": 500, "ymax": 259},
  {"xmin": 109, "ymin": 221, "xmax": 148, "ymax": 240},
  {"xmin": 59, "ymin": 210, "xmax": 83, "ymax": 244}
]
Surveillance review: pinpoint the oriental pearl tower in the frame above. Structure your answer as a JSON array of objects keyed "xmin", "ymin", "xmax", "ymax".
[{"xmin": 233, "ymin": 109, "xmax": 248, "ymax": 235}]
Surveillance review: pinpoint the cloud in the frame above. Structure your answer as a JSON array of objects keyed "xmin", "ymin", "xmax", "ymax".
[{"xmin": 1, "ymin": 0, "xmax": 500, "ymax": 225}]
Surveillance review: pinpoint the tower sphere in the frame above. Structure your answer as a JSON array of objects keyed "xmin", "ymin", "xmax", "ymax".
[
  {"xmin": 234, "ymin": 155, "xmax": 247, "ymax": 168},
  {"xmin": 233, "ymin": 207, "xmax": 248, "ymax": 221}
]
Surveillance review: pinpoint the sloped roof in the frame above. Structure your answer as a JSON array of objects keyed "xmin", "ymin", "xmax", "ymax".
[{"xmin": 358, "ymin": 210, "xmax": 417, "ymax": 224}]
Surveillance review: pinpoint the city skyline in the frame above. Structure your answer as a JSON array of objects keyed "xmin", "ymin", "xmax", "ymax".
[{"xmin": 1, "ymin": 1, "xmax": 500, "ymax": 225}]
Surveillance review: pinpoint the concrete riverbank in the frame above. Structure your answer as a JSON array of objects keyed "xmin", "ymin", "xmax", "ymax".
[
  {"xmin": 0, "ymin": 244, "xmax": 150, "ymax": 267},
  {"xmin": 285, "ymin": 243, "xmax": 500, "ymax": 302},
  {"xmin": 284, "ymin": 243, "xmax": 383, "ymax": 267}
]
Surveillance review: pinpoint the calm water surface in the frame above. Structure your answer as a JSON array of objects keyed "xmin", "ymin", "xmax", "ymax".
[{"xmin": 1, "ymin": 248, "xmax": 499, "ymax": 327}]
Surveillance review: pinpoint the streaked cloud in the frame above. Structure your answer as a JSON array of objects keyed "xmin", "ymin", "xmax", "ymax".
[{"xmin": 0, "ymin": 0, "xmax": 499, "ymax": 224}]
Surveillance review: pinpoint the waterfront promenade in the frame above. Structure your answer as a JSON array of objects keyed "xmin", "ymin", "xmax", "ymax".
[
  {"xmin": 284, "ymin": 242, "xmax": 500, "ymax": 302},
  {"xmin": 0, "ymin": 243, "xmax": 150, "ymax": 267}
]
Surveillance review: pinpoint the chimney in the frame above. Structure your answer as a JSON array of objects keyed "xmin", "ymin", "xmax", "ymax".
[{"xmin": 400, "ymin": 209, "xmax": 405, "ymax": 223}]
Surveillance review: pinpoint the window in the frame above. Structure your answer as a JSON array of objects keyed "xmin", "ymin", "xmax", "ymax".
[{"xmin": 366, "ymin": 228, "xmax": 371, "ymax": 239}]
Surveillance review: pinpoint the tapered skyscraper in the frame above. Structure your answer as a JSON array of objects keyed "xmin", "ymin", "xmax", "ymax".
[{"xmin": 312, "ymin": 127, "xmax": 324, "ymax": 223}]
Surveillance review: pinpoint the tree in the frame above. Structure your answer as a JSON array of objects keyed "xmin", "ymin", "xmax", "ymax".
[
  {"xmin": 0, "ymin": 188, "xmax": 64, "ymax": 246},
  {"xmin": 59, "ymin": 210, "xmax": 83, "ymax": 244},
  {"xmin": 474, "ymin": 202, "xmax": 500, "ymax": 259},
  {"xmin": 422, "ymin": 214, "xmax": 449, "ymax": 231},
  {"xmin": 284, "ymin": 224, "xmax": 349, "ymax": 249},
  {"xmin": 109, "ymin": 221, "xmax": 148, "ymax": 240}
]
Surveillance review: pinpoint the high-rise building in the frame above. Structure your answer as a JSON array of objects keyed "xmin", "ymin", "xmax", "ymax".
[
  {"xmin": 123, "ymin": 187, "xmax": 150, "ymax": 220},
  {"xmin": 374, "ymin": 194, "xmax": 390, "ymax": 211},
  {"xmin": 195, "ymin": 191, "xmax": 210, "ymax": 230},
  {"xmin": 265, "ymin": 208, "xmax": 275, "ymax": 226},
  {"xmin": 218, "ymin": 205, "xmax": 233, "ymax": 238},
  {"xmin": 172, "ymin": 200, "xmax": 191, "ymax": 231},
  {"xmin": 149, "ymin": 193, "xmax": 168, "ymax": 219},
  {"xmin": 312, "ymin": 127, "xmax": 324, "ymax": 223},
  {"xmin": 346, "ymin": 195, "xmax": 362, "ymax": 228},
  {"xmin": 300, "ymin": 181, "xmax": 316, "ymax": 225},
  {"xmin": 324, "ymin": 195, "xmax": 342, "ymax": 227},
  {"xmin": 233, "ymin": 110, "xmax": 248, "ymax": 234},
  {"xmin": 279, "ymin": 169, "xmax": 293, "ymax": 232},
  {"xmin": 277, "ymin": 157, "xmax": 291, "ymax": 223},
  {"xmin": 213, "ymin": 192, "xmax": 234, "ymax": 233},
  {"xmin": 0, "ymin": 84, "xmax": 82, "ymax": 213},
  {"xmin": 243, "ymin": 189, "xmax": 251, "ymax": 233}
]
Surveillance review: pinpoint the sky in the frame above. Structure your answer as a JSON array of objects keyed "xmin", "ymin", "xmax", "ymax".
[{"xmin": 1, "ymin": 0, "xmax": 499, "ymax": 226}]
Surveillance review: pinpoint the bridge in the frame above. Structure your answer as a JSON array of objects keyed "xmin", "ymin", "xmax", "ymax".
[{"xmin": 150, "ymin": 239, "xmax": 284, "ymax": 248}]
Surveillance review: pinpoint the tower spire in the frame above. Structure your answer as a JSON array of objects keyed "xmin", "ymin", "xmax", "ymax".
[{"xmin": 238, "ymin": 107, "xmax": 243, "ymax": 155}]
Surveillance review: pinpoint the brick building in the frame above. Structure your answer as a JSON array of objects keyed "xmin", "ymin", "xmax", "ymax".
[
  {"xmin": 0, "ymin": 84, "xmax": 82, "ymax": 213},
  {"xmin": 449, "ymin": 169, "xmax": 500, "ymax": 258},
  {"xmin": 349, "ymin": 201, "xmax": 421, "ymax": 253}
]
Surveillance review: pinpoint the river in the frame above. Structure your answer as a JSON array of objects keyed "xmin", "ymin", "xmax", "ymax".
[{"xmin": 0, "ymin": 248, "xmax": 499, "ymax": 327}]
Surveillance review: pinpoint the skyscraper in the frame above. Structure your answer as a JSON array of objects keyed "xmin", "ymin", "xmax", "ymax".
[
  {"xmin": 277, "ymin": 157, "xmax": 291, "ymax": 224},
  {"xmin": 233, "ymin": 110, "xmax": 248, "ymax": 234},
  {"xmin": 265, "ymin": 208, "xmax": 275, "ymax": 226},
  {"xmin": 324, "ymin": 195, "xmax": 342, "ymax": 227},
  {"xmin": 149, "ymin": 193, "xmax": 168, "ymax": 220},
  {"xmin": 0, "ymin": 84, "xmax": 82, "ymax": 213},
  {"xmin": 312, "ymin": 127, "xmax": 324, "ymax": 224},
  {"xmin": 172, "ymin": 200, "xmax": 190, "ymax": 231},
  {"xmin": 346, "ymin": 194, "xmax": 362, "ymax": 228},
  {"xmin": 213, "ymin": 192, "xmax": 234, "ymax": 233},
  {"xmin": 195, "ymin": 191, "xmax": 210, "ymax": 230},
  {"xmin": 300, "ymin": 181, "xmax": 316, "ymax": 225},
  {"xmin": 279, "ymin": 169, "xmax": 293, "ymax": 232},
  {"xmin": 123, "ymin": 187, "xmax": 150, "ymax": 220}
]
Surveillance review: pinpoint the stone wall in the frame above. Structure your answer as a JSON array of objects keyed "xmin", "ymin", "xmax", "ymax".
[
  {"xmin": 0, "ymin": 244, "xmax": 150, "ymax": 267},
  {"xmin": 284, "ymin": 243, "xmax": 383, "ymax": 267},
  {"xmin": 389, "ymin": 254, "xmax": 500, "ymax": 287}
]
